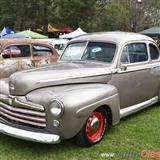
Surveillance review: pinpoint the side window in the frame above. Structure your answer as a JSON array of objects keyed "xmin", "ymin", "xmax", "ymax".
[
  {"xmin": 32, "ymin": 45, "xmax": 52, "ymax": 56},
  {"xmin": 149, "ymin": 44, "xmax": 159, "ymax": 60},
  {"xmin": 121, "ymin": 43, "xmax": 148, "ymax": 64},
  {"xmin": 3, "ymin": 45, "xmax": 30, "ymax": 58}
]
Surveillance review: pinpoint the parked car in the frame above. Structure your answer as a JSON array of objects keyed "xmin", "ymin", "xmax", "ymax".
[
  {"xmin": 37, "ymin": 38, "xmax": 69, "ymax": 55},
  {"xmin": 0, "ymin": 39, "xmax": 59, "ymax": 78},
  {"xmin": 0, "ymin": 32, "xmax": 160, "ymax": 147}
]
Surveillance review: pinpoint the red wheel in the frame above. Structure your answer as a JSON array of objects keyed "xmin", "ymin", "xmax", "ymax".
[
  {"xmin": 75, "ymin": 108, "xmax": 109, "ymax": 147},
  {"xmin": 86, "ymin": 112, "xmax": 104, "ymax": 142}
]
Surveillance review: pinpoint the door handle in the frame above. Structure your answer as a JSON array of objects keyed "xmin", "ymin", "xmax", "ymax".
[{"xmin": 120, "ymin": 65, "xmax": 127, "ymax": 71}]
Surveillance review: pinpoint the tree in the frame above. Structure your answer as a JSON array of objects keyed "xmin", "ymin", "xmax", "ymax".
[
  {"xmin": 89, "ymin": 0, "xmax": 130, "ymax": 31},
  {"xmin": 0, "ymin": 0, "xmax": 57, "ymax": 34},
  {"xmin": 91, "ymin": 0, "xmax": 160, "ymax": 32},
  {"xmin": 0, "ymin": 0, "xmax": 15, "ymax": 29},
  {"xmin": 127, "ymin": 0, "xmax": 160, "ymax": 32},
  {"xmin": 0, "ymin": 0, "xmax": 159, "ymax": 33},
  {"xmin": 55, "ymin": 0, "xmax": 96, "ymax": 31}
]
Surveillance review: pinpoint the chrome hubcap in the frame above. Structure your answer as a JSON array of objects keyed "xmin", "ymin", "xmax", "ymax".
[{"xmin": 90, "ymin": 117, "xmax": 100, "ymax": 134}]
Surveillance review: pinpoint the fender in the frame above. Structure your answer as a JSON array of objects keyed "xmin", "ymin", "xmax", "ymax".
[{"xmin": 26, "ymin": 83, "xmax": 120, "ymax": 139}]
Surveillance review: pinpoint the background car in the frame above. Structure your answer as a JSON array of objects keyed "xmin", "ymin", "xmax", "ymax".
[
  {"xmin": 0, "ymin": 39, "xmax": 59, "ymax": 78},
  {"xmin": 37, "ymin": 38, "xmax": 69, "ymax": 55}
]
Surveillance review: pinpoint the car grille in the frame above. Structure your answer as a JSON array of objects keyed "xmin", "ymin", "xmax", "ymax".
[{"xmin": 0, "ymin": 96, "xmax": 46, "ymax": 128}]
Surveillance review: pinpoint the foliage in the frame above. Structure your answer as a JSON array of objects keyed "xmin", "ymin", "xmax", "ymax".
[
  {"xmin": 55, "ymin": 0, "xmax": 96, "ymax": 30},
  {"xmin": 91, "ymin": 1, "xmax": 130, "ymax": 32},
  {"xmin": 0, "ymin": 0, "xmax": 57, "ymax": 33},
  {"xmin": 0, "ymin": 0, "xmax": 159, "ymax": 33}
]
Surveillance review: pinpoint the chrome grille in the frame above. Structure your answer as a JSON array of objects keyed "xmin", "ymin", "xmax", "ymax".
[{"xmin": 0, "ymin": 96, "xmax": 46, "ymax": 128}]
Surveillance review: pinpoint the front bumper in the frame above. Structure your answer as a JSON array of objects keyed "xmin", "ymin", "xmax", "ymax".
[{"xmin": 0, "ymin": 123, "xmax": 61, "ymax": 144}]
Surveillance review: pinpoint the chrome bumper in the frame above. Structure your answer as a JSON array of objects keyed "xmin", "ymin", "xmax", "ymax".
[{"xmin": 0, "ymin": 123, "xmax": 60, "ymax": 144}]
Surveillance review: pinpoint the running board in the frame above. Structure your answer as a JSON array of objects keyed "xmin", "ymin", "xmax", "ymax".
[{"xmin": 120, "ymin": 96, "xmax": 158, "ymax": 118}]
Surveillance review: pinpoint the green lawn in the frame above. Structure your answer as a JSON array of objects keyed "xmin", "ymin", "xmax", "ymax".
[{"xmin": 0, "ymin": 104, "xmax": 160, "ymax": 160}]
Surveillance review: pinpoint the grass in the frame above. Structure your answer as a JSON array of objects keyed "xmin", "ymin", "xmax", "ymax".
[{"xmin": 0, "ymin": 104, "xmax": 160, "ymax": 160}]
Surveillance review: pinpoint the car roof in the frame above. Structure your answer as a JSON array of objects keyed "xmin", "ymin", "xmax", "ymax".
[
  {"xmin": 0, "ymin": 38, "xmax": 52, "ymax": 46},
  {"xmin": 0, "ymin": 38, "xmax": 59, "ymax": 56},
  {"xmin": 70, "ymin": 31, "xmax": 155, "ymax": 44}
]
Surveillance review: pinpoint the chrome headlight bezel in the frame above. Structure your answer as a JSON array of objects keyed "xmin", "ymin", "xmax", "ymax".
[{"xmin": 49, "ymin": 99, "xmax": 64, "ymax": 117}]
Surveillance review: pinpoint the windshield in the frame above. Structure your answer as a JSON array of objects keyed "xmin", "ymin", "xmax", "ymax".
[{"xmin": 60, "ymin": 42, "xmax": 116, "ymax": 63}]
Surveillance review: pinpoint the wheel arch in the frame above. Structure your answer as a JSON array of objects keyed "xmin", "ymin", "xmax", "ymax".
[
  {"xmin": 97, "ymin": 105, "xmax": 113, "ymax": 126},
  {"xmin": 75, "ymin": 93, "xmax": 120, "ymax": 126}
]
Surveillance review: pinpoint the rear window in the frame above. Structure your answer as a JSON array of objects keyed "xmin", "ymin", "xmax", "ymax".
[
  {"xmin": 149, "ymin": 44, "xmax": 159, "ymax": 60},
  {"xmin": 32, "ymin": 45, "xmax": 52, "ymax": 56}
]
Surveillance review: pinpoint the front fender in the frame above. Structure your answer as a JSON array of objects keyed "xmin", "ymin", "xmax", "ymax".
[{"xmin": 26, "ymin": 83, "xmax": 120, "ymax": 139}]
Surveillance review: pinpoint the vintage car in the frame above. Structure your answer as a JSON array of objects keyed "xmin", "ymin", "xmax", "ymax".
[
  {"xmin": 0, "ymin": 39, "xmax": 59, "ymax": 78},
  {"xmin": 0, "ymin": 32, "xmax": 160, "ymax": 147},
  {"xmin": 38, "ymin": 38, "xmax": 69, "ymax": 55}
]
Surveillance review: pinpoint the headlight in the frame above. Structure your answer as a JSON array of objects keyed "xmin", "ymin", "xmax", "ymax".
[{"xmin": 49, "ymin": 100, "xmax": 64, "ymax": 117}]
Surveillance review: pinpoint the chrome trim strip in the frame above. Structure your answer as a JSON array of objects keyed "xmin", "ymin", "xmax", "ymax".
[
  {"xmin": 118, "ymin": 63, "xmax": 160, "ymax": 74},
  {"xmin": 36, "ymin": 72, "xmax": 111, "ymax": 84},
  {"xmin": 120, "ymin": 96, "xmax": 158, "ymax": 118},
  {"xmin": 0, "ymin": 111, "xmax": 46, "ymax": 127},
  {"xmin": 0, "ymin": 107, "xmax": 46, "ymax": 123},
  {"xmin": 76, "ymin": 93, "xmax": 120, "ymax": 118},
  {"xmin": 13, "ymin": 97, "xmax": 44, "ymax": 111},
  {"xmin": 0, "ymin": 123, "xmax": 60, "ymax": 144},
  {"xmin": 0, "ymin": 94, "xmax": 10, "ymax": 104},
  {"xmin": 0, "ymin": 94, "xmax": 44, "ymax": 111},
  {"xmin": 0, "ymin": 102, "xmax": 45, "ymax": 117}
]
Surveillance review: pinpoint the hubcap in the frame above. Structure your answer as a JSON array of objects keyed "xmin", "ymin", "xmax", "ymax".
[
  {"xmin": 86, "ymin": 112, "xmax": 104, "ymax": 142},
  {"xmin": 90, "ymin": 117, "xmax": 100, "ymax": 134}
]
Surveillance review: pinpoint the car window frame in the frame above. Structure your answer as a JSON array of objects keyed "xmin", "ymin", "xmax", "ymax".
[
  {"xmin": 119, "ymin": 41, "xmax": 150, "ymax": 67},
  {"xmin": 31, "ymin": 43, "xmax": 54, "ymax": 57},
  {"xmin": 148, "ymin": 42, "xmax": 160, "ymax": 62},
  {"xmin": 2, "ymin": 43, "xmax": 31, "ymax": 59},
  {"xmin": 60, "ymin": 40, "xmax": 118, "ymax": 64}
]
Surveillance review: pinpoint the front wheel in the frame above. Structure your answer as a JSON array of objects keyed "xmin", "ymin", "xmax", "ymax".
[{"xmin": 75, "ymin": 108, "xmax": 109, "ymax": 147}]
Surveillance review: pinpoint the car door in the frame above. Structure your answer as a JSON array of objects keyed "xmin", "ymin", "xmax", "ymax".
[
  {"xmin": 0, "ymin": 44, "xmax": 32, "ymax": 78},
  {"xmin": 109, "ymin": 42, "xmax": 154, "ymax": 109}
]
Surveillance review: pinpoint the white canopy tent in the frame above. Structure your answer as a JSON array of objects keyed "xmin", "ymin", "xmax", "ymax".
[{"xmin": 59, "ymin": 27, "xmax": 86, "ymax": 39}]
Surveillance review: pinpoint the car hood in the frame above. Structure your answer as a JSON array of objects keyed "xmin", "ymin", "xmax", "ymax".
[{"xmin": 9, "ymin": 61, "xmax": 112, "ymax": 95}]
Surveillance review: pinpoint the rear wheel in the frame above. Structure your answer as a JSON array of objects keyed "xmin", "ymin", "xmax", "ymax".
[{"xmin": 75, "ymin": 108, "xmax": 109, "ymax": 147}]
